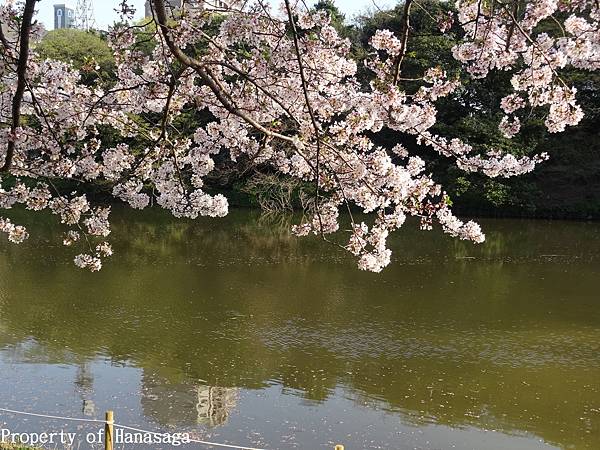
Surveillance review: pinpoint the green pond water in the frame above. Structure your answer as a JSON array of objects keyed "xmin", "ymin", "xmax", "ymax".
[{"xmin": 0, "ymin": 208, "xmax": 599, "ymax": 449}]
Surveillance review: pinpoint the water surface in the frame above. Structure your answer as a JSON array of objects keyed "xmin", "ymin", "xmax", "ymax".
[{"xmin": 0, "ymin": 208, "xmax": 599, "ymax": 449}]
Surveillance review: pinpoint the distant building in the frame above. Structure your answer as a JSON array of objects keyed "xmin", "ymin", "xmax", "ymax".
[
  {"xmin": 146, "ymin": 0, "xmax": 179, "ymax": 17},
  {"xmin": 144, "ymin": 0, "xmax": 226, "ymax": 17},
  {"xmin": 54, "ymin": 4, "xmax": 76, "ymax": 29}
]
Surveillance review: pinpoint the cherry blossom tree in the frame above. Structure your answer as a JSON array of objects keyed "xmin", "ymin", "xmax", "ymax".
[{"xmin": 1, "ymin": 0, "xmax": 598, "ymax": 272}]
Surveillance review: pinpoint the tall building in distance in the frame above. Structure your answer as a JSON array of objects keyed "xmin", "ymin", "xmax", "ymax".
[
  {"xmin": 75, "ymin": 0, "xmax": 96, "ymax": 31},
  {"xmin": 53, "ymin": 1, "xmax": 97, "ymax": 31},
  {"xmin": 146, "ymin": 0, "xmax": 181, "ymax": 17},
  {"xmin": 53, "ymin": 4, "xmax": 76, "ymax": 29},
  {"xmin": 144, "ymin": 0, "xmax": 226, "ymax": 17}
]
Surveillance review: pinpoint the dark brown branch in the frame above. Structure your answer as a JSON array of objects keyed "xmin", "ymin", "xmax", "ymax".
[
  {"xmin": 505, "ymin": 1, "xmax": 520, "ymax": 51},
  {"xmin": 1, "ymin": 0, "xmax": 38, "ymax": 172},
  {"xmin": 392, "ymin": 0, "xmax": 413, "ymax": 85},
  {"xmin": 156, "ymin": 71, "xmax": 181, "ymax": 144},
  {"xmin": 283, "ymin": 0, "xmax": 324, "ymax": 215}
]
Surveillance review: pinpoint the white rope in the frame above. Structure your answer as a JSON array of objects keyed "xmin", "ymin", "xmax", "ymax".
[
  {"xmin": 0, "ymin": 407, "xmax": 105, "ymax": 423},
  {"xmin": 0, "ymin": 407, "xmax": 267, "ymax": 450},
  {"xmin": 114, "ymin": 423, "xmax": 267, "ymax": 450}
]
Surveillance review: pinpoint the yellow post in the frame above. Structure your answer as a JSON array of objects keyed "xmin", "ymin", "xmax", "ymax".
[
  {"xmin": 105, "ymin": 411, "xmax": 114, "ymax": 450},
  {"xmin": 335, "ymin": 446, "xmax": 344, "ymax": 450}
]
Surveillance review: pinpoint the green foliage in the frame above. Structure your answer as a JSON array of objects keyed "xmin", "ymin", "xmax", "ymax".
[
  {"xmin": 483, "ymin": 180, "xmax": 512, "ymax": 207},
  {"xmin": 131, "ymin": 19, "xmax": 159, "ymax": 56},
  {"xmin": 0, "ymin": 444, "xmax": 40, "ymax": 450},
  {"xmin": 35, "ymin": 29, "xmax": 115, "ymax": 85}
]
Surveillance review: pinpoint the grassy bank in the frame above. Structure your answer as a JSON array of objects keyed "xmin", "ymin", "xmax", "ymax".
[{"xmin": 0, "ymin": 444, "xmax": 40, "ymax": 450}]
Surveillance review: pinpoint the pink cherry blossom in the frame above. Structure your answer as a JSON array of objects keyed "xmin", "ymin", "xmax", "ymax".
[{"xmin": 1, "ymin": 0, "xmax": 598, "ymax": 271}]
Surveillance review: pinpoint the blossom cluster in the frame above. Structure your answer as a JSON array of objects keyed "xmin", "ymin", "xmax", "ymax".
[
  {"xmin": 453, "ymin": 0, "xmax": 598, "ymax": 137},
  {"xmin": 0, "ymin": 0, "xmax": 598, "ymax": 272}
]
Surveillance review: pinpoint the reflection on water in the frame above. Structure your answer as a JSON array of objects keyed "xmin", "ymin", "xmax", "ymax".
[
  {"xmin": 0, "ymin": 207, "xmax": 599, "ymax": 449},
  {"xmin": 142, "ymin": 371, "xmax": 238, "ymax": 428}
]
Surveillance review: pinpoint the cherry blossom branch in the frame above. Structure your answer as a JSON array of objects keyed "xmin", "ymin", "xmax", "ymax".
[
  {"xmin": 151, "ymin": 0, "xmax": 296, "ymax": 146},
  {"xmin": 499, "ymin": 1, "xmax": 568, "ymax": 88}
]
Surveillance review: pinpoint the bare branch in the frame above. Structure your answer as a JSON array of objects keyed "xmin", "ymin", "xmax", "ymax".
[
  {"xmin": 392, "ymin": 0, "xmax": 413, "ymax": 85},
  {"xmin": 1, "ymin": 0, "xmax": 38, "ymax": 172}
]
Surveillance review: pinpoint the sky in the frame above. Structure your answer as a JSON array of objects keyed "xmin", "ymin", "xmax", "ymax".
[{"xmin": 0, "ymin": 0, "xmax": 394, "ymax": 31}]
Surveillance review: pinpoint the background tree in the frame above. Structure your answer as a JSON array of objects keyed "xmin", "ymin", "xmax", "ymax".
[{"xmin": 35, "ymin": 29, "xmax": 116, "ymax": 85}]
